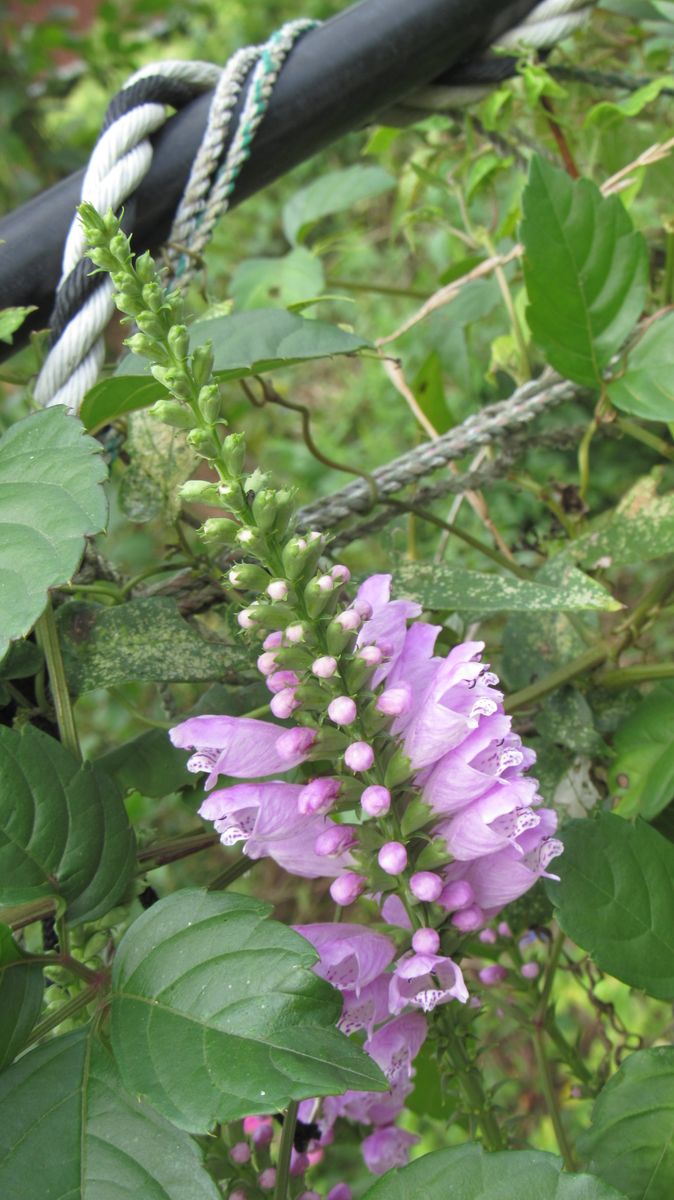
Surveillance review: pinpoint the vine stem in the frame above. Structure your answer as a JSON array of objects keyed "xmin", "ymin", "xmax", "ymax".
[
  {"xmin": 35, "ymin": 596, "xmax": 81, "ymax": 760},
  {"xmin": 439, "ymin": 1011, "xmax": 505, "ymax": 1151},
  {"xmin": 137, "ymin": 830, "xmax": 220, "ymax": 870},
  {"xmin": 532, "ymin": 929, "xmax": 577, "ymax": 1170},
  {"xmin": 273, "ymin": 1101, "xmax": 299, "ymax": 1200}
]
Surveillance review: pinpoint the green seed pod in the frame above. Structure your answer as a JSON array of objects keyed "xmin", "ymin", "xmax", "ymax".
[
  {"xmin": 149, "ymin": 399, "xmax": 194, "ymax": 430},
  {"xmin": 222, "ymin": 432, "xmax": 246, "ymax": 478}
]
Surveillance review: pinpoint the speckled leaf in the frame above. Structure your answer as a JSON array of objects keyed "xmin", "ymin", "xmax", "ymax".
[
  {"xmin": 0, "ymin": 1029, "xmax": 221, "ymax": 1200},
  {"xmin": 521, "ymin": 156, "xmax": 648, "ymax": 387},
  {"xmin": 0, "ymin": 724, "xmax": 135, "ymax": 923},
  {"xmin": 547, "ymin": 813, "xmax": 674, "ymax": 999},
  {"xmin": 607, "ymin": 313, "xmax": 674, "ymax": 420},
  {"xmin": 0, "ymin": 407, "xmax": 108, "ymax": 661},
  {"xmin": 119, "ymin": 409, "xmax": 196, "ymax": 523},
  {"xmin": 110, "ymin": 889, "xmax": 386, "ymax": 1133},
  {"xmin": 362, "ymin": 1144, "xmax": 627, "ymax": 1200},
  {"xmin": 392, "ymin": 561, "xmax": 619, "ymax": 614},
  {"xmin": 56, "ymin": 597, "xmax": 253, "ymax": 694},
  {"xmin": 502, "ymin": 607, "xmax": 587, "ymax": 692},
  {"xmin": 536, "ymin": 688, "xmax": 607, "ymax": 756},
  {"xmin": 0, "ymin": 923, "xmax": 43, "ymax": 1070},
  {"xmin": 608, "ymin": 682, "xmax": 674, "ymax": 819},
  {"xmin": 569, "ymin": 472, "xmax": 674, "ymax": 568},
  {"xmin": 578, "ymin": 1047, "xmax": 674, "ymax": 1200}
]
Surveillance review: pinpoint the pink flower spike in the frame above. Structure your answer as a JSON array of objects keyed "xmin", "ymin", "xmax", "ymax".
[
  {"xmin": 378, "ymin": 841, "xmax": 407, "ymax": 875},
  {"xmin": 270, "ymin": 688, "xmax": 300, "ymax": 719},
  {"xmin": 230, "ymin": 1143, "xmax": 251, "ymax": 1165},
  {"xmin": 312, "ymin": 655, "xmax": 338, "ymax": 679},
  {"xmin": 267, "ymin": 579, "xmax": 289, "ymax": 601},
  {"xmin": 298, "ymin": 777, "xmax": 340, "ymax": 815},
  {"xmin": 361, "ymin": 784, "xmax": 391, "ymax": 817},
  {"xmin": 257, "ymin": 651, "xmax": 278, "ymax": 676},
  {"xmin": 330, "ymin": 872, "xmax": 366, "ymax": 906},
  {"xmin": 412, "ymin": 928, "xmax": 440, "ymax": 955},
  {"xmin": 315, "ymin": 826, "xmax": 358, "ymax": 857},
  {"xmin": 451, "ymin": 904, "xmax": 484, "ymax": 932},
  {"xmin": 328, "ymin": 696, "xmax": 357, "ymax": 725},
  {"xmin": 376, "ymin": 684, "xmax": 412, "ymax": 717},
  {"xmin": 331, "ymin": 565, "xmax": 351, "ymax": 584},
  {"xmin": 410, "ymin": 871, "xmax": 443, "ymax": 902},
  {"xmin": 258, "ymin": 1169, "xmax": 276, "ymax": 1190},
  {"xmin": 344, "ymin": 741, "xmax": 374, "ymax": 771},
  {"xmin": 438, "ymin": 880, "xmax": 474, "ymax": 912},
  {"xmin": 276, "ymin": 726, "xmax": 316, "ymax": 761},
  {"xmin": 267, "ymin": 670, "xmax": 299, "ymax": 694},
  {"xmin": 479, "ymin": 964, "xmax": 508, "ymax": 985},
  {"xmin": 263, "ymin": 631, "xmax": 284, "ymax": 650}
]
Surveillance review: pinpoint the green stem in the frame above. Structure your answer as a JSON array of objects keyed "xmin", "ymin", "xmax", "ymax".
[
  {"xmin": 207, "ymin": 855, "xmax": 257, "ymax": 891},
  {"xmin": 273, "ymin": 1101, "xmax": 299, "ymax": 1200},
  {"xmin": 138, "ymin": 830, "xmax": 220, "ymax": 869},
  {"xmin": 544, "ymin": 1013, "xmax": 593, "ymax": 1086},
  {"xmin": 59, "ymin": 581, "xmax": 122, "ymax": 603},
  {"xmin": 616, "ymin": 417, "xmax": 674, "ymax": 462},
  {"xmin": 35, "ymin": 598, "xmax": 81, "ymax": 760},
  {"xmin": 532, "ymin": 1024, "xmax": 577, "ymax": 1170},
  {"xmin": 597, "ymin": 662, "xmax": 674, "ymax": 688},
  {"xmin": 0, "ymin": 896, "xmax": 59, "ymax": 930},
  {"xmin": 663, "ymin": 224, "xmax": 674, "ymax": 307},
  {"xmin": 505, "ymin": 644, "xmax": 608, "ymax": 713},
  {"xmin": 386, "ymin": 500, "xmax": 530, "ymax": 580},
  {"xmin": 326, "ymin": 277, "xmax": 428, "ymax": 300},
  {"xmin": 27, "ymin": 984, "xmax": 98, "ymax": 1045},
  {"xmin": 578, "ymin": 416, "xmax": 597, "ymax": 502},
  {"xmin": 119, "ymin": 559, "xmax": 193, "ymax": 598},
  {"xmin": 439, "ymin": 1011, "xmax": 505, "ymax": 1151}
]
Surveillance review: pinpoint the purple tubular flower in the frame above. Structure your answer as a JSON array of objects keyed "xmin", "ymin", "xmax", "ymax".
[
  {"xmin": 339, "ymin": 975, "xmax": 391, "ymax": 1036},
  {"xmin": 389, "ymin": 951, "xmax": 468, "ymax": 1014},
  {"xmin": 323, "ymin": 1012, "xmax": 427, "ymax": 1130},
  {"xmin": 432, "ymin": 779, "xmax": 542, "ymax": 861},
  {"xmin": 362, "ymin": 1127, "xmax": 419, "ymax": 1174},
  {"xmin": 442, "ymin": 812, "xmax": 563, "ymax": 912},
  {"xmin": 199, "ymin": 783, "xmax": 351, "ymax": 878},
  {"xmin": 169, "ymin": 714, "xmax": 312, "ymax": 787},
  {"xmin": 356, "ymin": 574, "xmax": 422, "ymax": 687},
  {"xmin": 294, "ymin": 923, "xmax": 396, "ymax": 993},
  {"xmin": 344, "ymin": 741, "xmax": 374, "ymax": 771}
]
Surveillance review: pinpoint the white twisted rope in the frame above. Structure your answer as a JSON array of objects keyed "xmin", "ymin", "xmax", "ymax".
[{"xmin": 34, "ymin": 0, "xmax": 596, "ymax": 415}]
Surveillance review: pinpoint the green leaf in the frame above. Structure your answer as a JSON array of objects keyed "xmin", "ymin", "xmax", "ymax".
[
  {"xmin": 81, "ymin": 309, "xmax": 369, "ymax": 430},
  {"xmin": 535, "ymin": 688, "xmax": 607, "ymax": 757},
  {"xmin": 0, "ymin": 640, "xmax": 43, "ymax": 681},
  {"xmin": 390, "ymin": 561, "xmax": 619, "ymax": 614},
  {"xmin": 608, "ymin": 682, "xmax": 674, "ymax": 819},
  {"xmin": 547, "ymin": 812, "xmax": 674, "ymax": 999},
  {"xmin": 0, "ymin": 923, "xmax": 43, "ymax": 1070},
  {"xmin": 119, "ymin": 409, "xmax": 196, "ymax": 523},
  {"xmin": 607, "ymin": 313, "xmax": 674, "ymax": 421},
  {"xmin": 521, "ymin": 157, "xmax": 648, "ymax": 387},
  {"xmin": 110, "ymin": 889, "xmax": 386, "ymax": 1132},
  {"xmin": 230, "ymin": 247, "xmax": 325, "ymax": 310},
  {"xmin": 0, "ymin": 407, "xmax": 108, "ymax": 661},
  {"xmin": 0, "ymin": 1029, "xmax": 221, "ymax": 1199},
  {"xmin": 0, "ymin": 306, "xmax": 37, "ymax": 345},
  {"xmin": 282, "ymin": 164, "xmax": 395, "ymax": 245},
  {"xmin": 585, "ymin": 76, "xmax": 674, "ymax": 128},
  {"xmin": 0, "ymin": 725, "xmax": 135, "ymax": 923},
  {"xmin": 361, "ymin": 1144, "xmax": 627, "ymax": 1200},
  {"xmin": 95, "ymin": 728, "xmax": 193, "ymax": 798},
  {"xmin": 578, "ymin": 1047, "xmax": 674, "ymax": 1200},
  {"xmin": 569, "ymin": 472, "xmax": 674, "ymax": 568},
  {"xmin": 56, "ymin": 597, "xmax": 253, "ymax": 694}
]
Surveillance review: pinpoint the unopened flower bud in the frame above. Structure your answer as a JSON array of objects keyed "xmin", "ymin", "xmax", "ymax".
[
  {"xmin": 330, "ymin": 872, "xmax": 366, "ymax": 906},
  {"xmin": 200, "ymin": 517, "xmax": 240, "ymax": 547},
  {"xmin": 479, "ymin": 964, "xmax": 508, "ymax": 985},
  {"xmin": 252, "ymin": 1123, "xmax": 273, "ymax": 1148},
  {"xmin": 412, "ymin": 928, "xmax": 440, "ymax": 955},
  {"xmin": 327, "ymin": 1185, "xmax": 352, "ymax": 1200},
  {"xmin": 267, "ymin": 579, "xmax": 289, "ymax": 601},
  {"xmin": 315, "ymin": 826, "xmax": 357, "ymax": 857},
  {"xmin": 141, "ymin": 281, "xmax": 164, "ymax": 312},
  {"xmin": 479, "ymin": 928, "xmax": 498, "ymax": 945},
  {"xmin": 191, "ymin": 341, "xmax": 214, "ymax": 387},
  {"xmin": 125, "ymin": 331, "xmax": 160, "ymax": 358},
  {"xmin": 498, "ymin": 921, "xmax": 512, "ymax": 938},
  {"xmin": 304, "ymin": 576, "xmax": 334, "ymax": 618},
  {"xmin": 312, "ymin": 655, "xmax": 337, "ymax": 679},
  {"xmin": 298, "ymin": 777, "xmax": 341, "ymax": 815},
  {"xmin": 149, "ymin": 398, "xmax": 193, "ymax": 429},
  {"xmin": 451, "ymin": 904, "xmax": 484, "ymax": 932},
  {"xmin": 228, "ymin": 564, "xmax": 269, "ymax": 591},
  {"xmin": 257, "ymin": 651, "xmax": 278, "ymax": 676},
  {"xmin": 258, "ymin": 1169, "xmax": 277, "ymax": 1190},
  {"xmin": 186, "ymin": 427, "xmax": 219, "ymax": 457},
  {"xmin": 331, "ymin": 565, "xmax": 351, "ymax": 584},
  {"xmin": 270, "ymin": 688, "xmax": 300, "ymax": 719},
  {"xmin": 378, "ymin": 841, "xmax": 407, "ymax": 875},
  {"xmin": 230, "ymin": 1190, "xmax": 248, "ymax": 1200},
  {"xmin": 328, "ymin": 696, "xmax": 357, "ymax": 725},
  {"xmin": 253, "ymin": 489, "xmax": 280, "ymax": 532},
  {"xmin": 198, "ymin": 383, "xmax": 222, "ymax": 423},
  {"xmin": 360, "ymin": 784, "xmax": 390, "ymax": 816},
  {"xmin": 410, "ymin": 871, "xmax": 443, "ymax": 902},
  {"xmin": 344, "ymin": 741, "xmax": 374, "ymax": 771},
  {"xmin": 276, "ymin": 727, "xmax": 316, "ymax": 760},
  {"xmin": 376, "ymin": 684, "xmax": 411, "ymax": 717},
  {"xmin": 353, "ymin": 599, "xmax": 373, "ymax": 619},
  {"xmin": 521, "ymin": 961, "xmax": 540, "ymax": 979},
  {"xmin": 335, "ymin": 609, "xmax": 361, "ymax": 632},
  {"xmin": 359, "ymin": 645, "xmax": 383, "ymax": 667},
  {"xmin": 282, "ymin": 534, "xmax": 324, "ymax": 581},
  {"xmin": 168, "ymin": 323, "xmax": 189, "ymax": 359},
  {"xmin": 438, "ymin": 881, "xmax": 474, "ymax": 912},
  {"xmin": 264, "ymin": 631, "xmax": 284, "ymax": 650},
  {"xmin": 236, "ymin": 527, "xmax": 267, "ymax": 555},
  {"xmin": 179, "ymin": 479, "xmax": 220, "ymax": 504},
  {"xmin": 230, "ymin": 1142, "xmax": 251, "ymax": 1165},
  {"xmin": 237, "ymin": 607, "xmax": 259, "ymax": 629},
  {"xmin": 267, "ymin": 670, "xmax": 299, "ymax": 694},
  {"xmin": 290, "ymin": 1152, "xmax": 310, "ymax": 1176},
  {"xmin": 286, "ymin": 622, "xmax": 306, "ymax": 644}
]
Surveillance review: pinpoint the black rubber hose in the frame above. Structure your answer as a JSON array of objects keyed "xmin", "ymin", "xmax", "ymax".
[{"xmin": 0, "ymin": 0, "xmax": 539, "ymax": 359}]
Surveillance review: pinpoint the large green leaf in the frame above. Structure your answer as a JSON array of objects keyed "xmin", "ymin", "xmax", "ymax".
[
  {"xmin": 0, "ymin": 923, "xmax": 43, "ymax": 1070},
  {"xmin": 81, "ymin": 308, "xmax": 369, "ymax": 430},
  {"xmin": 608, "ymin": 683, "xmax": 674, "ymax": 819},
  {"xmin": 96, "ymin": 728, "xmax": 193, "ymax": 798},
  {"xmin": 0, "ymin": 407, "xmax": 108, "ymax": 660},
  {"xmin": 0, "ymin": 1029, "xmax": 220, "ymax": 1199},
  {"xmin": 607, "ymin": 313, "xmax": 674, "ymax": 421},
  {"xmin": 547, "ymin": 813, "xmax": 674, "ymax": 998},
  {"xmin": 578, "ymin": 1047, "xmax": 674, "ymax": 1200},
  {"xmin": 56, "ymin": 597, "xmax": 253, "ymax": 693},
  {"xmin": 0, "ymin": 725, "xmax": 135, "ymax": 923},
  {"xmin": 282, "ymin": 164, "xmax": 395, "ymax": 245},
  {"xmin": 392, "ymin": 561, "xmax": 619, "ymax": 614},
  {"xmin": 230, "ymin": 247, "xmax": 325, "ymax": 310},
  {"xmin": 521, "ymin": 157, "xmax": 648, "ymax": 387},
  {"xmin": 110, "ymin": 889, "xmax": 386, "ymax": 1132},
  {"xmin": 362, "ymin": 1144, "xmax": 627, "ymax": 1200},
  {"xmin": 569, "ymin": 472, "xmax": 674, "ymax": 569}
]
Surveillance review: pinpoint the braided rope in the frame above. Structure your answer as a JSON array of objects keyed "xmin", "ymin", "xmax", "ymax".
[{"xmin": 296, "ymin": 372, "xmax": 578, "ymax": 532}]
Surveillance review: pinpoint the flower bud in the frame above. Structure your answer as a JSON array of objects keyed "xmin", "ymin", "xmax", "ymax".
[
  {"xmin": 230, "ymin": 1142, "xmax": 251, "ymax": 1165},
  {"xmin": 141, "ymin": 281, "xmax": 165, "ymax": 312},
  {"xmin": 304, "ymin": 575, "xmax": 334, "ymax": 618},
  {"xmin": 186, "ymin": 427, "xmax": 219, "ymax": 458},
  {"xmin": 335, "ymin": 609, "xmax": 361, "ymax": 632},
  {"xmin": 270, "ymin": 688, "xmax": 300, "ymax": 719},
  {"xmin": 360, "ymin": 785, "xmax": 390, "ymax": 816},
  {"xmin": 330, "ymin": 565, "xmax": 351, "ymax": 585},
  {"xmin": 353, "ymin": 599, "xmax": 373, "ymax": 619},
  {"xmin": 168, "ymin": 323, "xmax": 189, "ymax": 359},
  {"xmin": 286, "ymin": 622, "xmax": 306, "ymax": 644},
  {"xmin": 276, "ymin": 727, "xmax": 316, "ymax": 760},
  {"xmin": 479, "ymin": 928, "xmax": 498, "ymax": 945},
  {"xmin": 230, "ymin": 1190, "xmax": 248, "ymax": 1200},
  {"xmin": 282, "ymin": 535, "xmax": 323, "ymax": 581},
  {"xmin": 191, "ymin": 341, "xmax": 214, "ymax": 388},
  {"xmin": 359, "ymin": 645, "xmax": 383, "ymax": 667},
  {"xmin": 410, "ymin": 871, "xmax": 443, "ymax": 902},
  {"xmin": 258, "ymin": 1169, "xmax": 277, "ymax": 1190},
  {"xmin": 315, "ymin": 826, "xmax": 357, "ymax": 857},
  {"xmin": 220, "ymin": 431, "xmax": 246, "ymax": 477},
  {"xmin": 328, "ymin": 696, "xmax": 357, "ymax": 725},
  {"xmin": 479, "ymin": 964, "xmax": 508, "ymax": 986},
  {"xmin": 179, "ymin": 479, "xmax": 220, "ymax": 504},
  {"xmin": 378, "ymin": 841, "xmax": 407, "ymax": 875},
  {"xmin": 312, "ymin": 655, "xmax": 337, "ymax": 679},
  {"xmin": 237, "ymin": 607, "xmax": 259, "ymax": 630},
  {"xmin": 267, "ymin": 579, "xmax": 289, "ymax": 601},
  {"xmin": 198, "ymin": 383, "xmax": 222, "ymax": 423},
  {"xmin": 298, "ymin": 777, "xmax": 341, "ymax": 815},
  {"xmin": 498, "ymin": 921, "xmax": 512, "ymax": 938},
  {"xmin": 521, "ymin": 961, "xmax": 541, "ymax": 980},
  {"xmin": 228, "ymin": 564, "xmax": 269, "ymax": 591},
  {"xmin": 438, "ymin": 881, "xmax": 474, "ymax": 912},
  {"xmin": 267, "ymin": 670, "xmax": 299, "ymax": 694},
  {"xmin": 330, "ymin": 872, "xmax": 366, "ymax": 906},
  {"xmin": 412, "ymin": 928, "xmax": 440, "ymax": 955},
  {"xmin": 149, "ymin": 399, "xmax": 193, "ymax": 429},
  {"xmin": 326, "ymin": 619, "xmax": 355, "ymax": 656},
  {"xmin": 327, "ymin": 1185, "xmax": 352, "ymax": 1200},
  {"xmin": 451, "ymin": 904, "xmax": 484, "ymax": 932},
  {"xmin": 252, "ymin": 1123, "xmax": 273, "ymax": 1149},
  {"xmin": 263, "ymin": 631, "xmax": 284, "ymax": 650},
  {"xmin": 125, "ymin": 331, "xmax": 160, "ymax": 358},
  {"xmin": 200, "ymin": 517, "xmax": 240, "ymax": 547},
  {"xmin": 253, "ymin": 489, "xmax": 280, "ymax": 532},
  {"xmin": 257, "ymin": 651, "xmax": 278, "ymax": 676},
  {"xmin": 376, "ymin": 684, "xmax": 411, "ymax": 717},
  {"xmin": 345, "ymin": 741, "xmax": 374, "ymax": 772}
]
